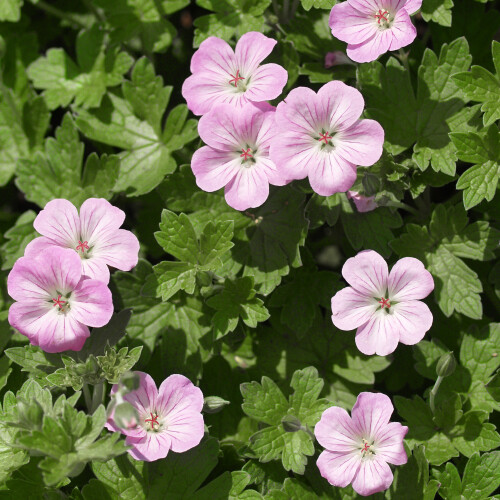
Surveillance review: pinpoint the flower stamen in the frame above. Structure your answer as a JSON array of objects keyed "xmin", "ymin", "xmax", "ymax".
[
  {"xmin": 361, "ymin": 442, "xmax": 370, "ymax": 453},
  {"xmin": 145, "ymin": 412, "xmax": 160, "ymax": 430},
  {"xmin": 378, "ymin": 297, "xmax": 391, "ymax": 309},
  {"xmin": 52, "ymin": 295, "xmax": 66, "ymax": 309},
  {"xmin": 318, "ymin": 131, "xmax": 333, "ymax": 144},
  {"xmin": 375, "ymin": 9, "xmax": 389, "ymax": 23},
  {"xmin": 229, "ymin": 70, "xmax": 245, "ymax": 87},
  {"xmin": 76, "ymin": 240, "xmax": 89, "ymax": 252},
  {"xmin": 240, "ymin": 148, "xmax": 253, "ymax": 161}
]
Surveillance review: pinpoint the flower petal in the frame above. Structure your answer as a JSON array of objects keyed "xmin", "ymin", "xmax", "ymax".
[
  {"xmin": 331, "ymin": 287, "xmax": 377, "ymax": 331},
  {"xmin": 308, "ymin": 151, "xmax": 357, "ymax": 196},
  {"xmin": 224, "ymin": 164, "xmax": 270, "ymax": 210},
  {"xmin": 387, "ymin": 257, "xmax": 434, "ymax": 301},
  {"xmin": 388, "ymin": 9, "xmax": 417, "ymax": 51},
  {"xmin": 33, "ymin": 199, "xmax": 80, "ymax": 247},
  {"xmin": 351, "ymin": 457, "xmax": 394, "ymax": 496},
  {"xmin": 329, "ymin": 1, "xmax": 377, "ymax": 45},
  {"xmin": 8, "ymin": 247, "xmax": 82, "ymax": 302},
  {"xmin": 275, "ymin": 87, "xmax": 324, "ymax": 134},
  {"xmin": 71, "ymin": 278, "xmax": 113, "ymax": 328},
  {"xmin": 10, "ymin": 304, "xmax": 89, "ymax": 353},
  {"xmin": 318, "ymin": 80, "xmax": 366, "ymax": 131},
  {"xmin": 317, "ymin": 450, "xmax": 361, "ymax": 488},
  {"xmin": 235, "ymin": 32, "xmax": 277, "ymax": 75},
  {"xmin": 355, "ymin": 311, "xmax": 400, "ymax": 356},
  {"xmin": 123, "ymin": 371, "xmax": 158, "ymax": 416},
  {"xmin": 79, "ymin": 198, "xmax": 125, "ymax": 245},
  {"xmin": 351, "ymin": 392, "xmax": 394, "ymax": 439},
  {"xmin": 81, "ymin": 257, "xmax": 111, "ymax": 284},
  {"xmin": 191, "ymin": 147, "xmax": 240, "ymax": 192},
  {"xmin": 375, "ymin": 421, "xmax": 408, "ymax": 466},
  {"xmin": 336, "ymin": 119, "xmax": 384, "ymax": 167},
  {"xmin": 189, "ymin": 36, "xmax": 235, "ymax": 76},
  {"xmin": 126, "ymin": 432, "xmax": 171, "ymax": 462},
  {"xmin": 244, "ymin": 63, "xmax": 288, "ymax": 102},
  {"xmin": 24, "ymin": 237, "xmax": 63, "ymax": 258},
  {"xmin": 197, "ymin": 104, "xmax": 243, "ymax": 150},
  {"xmin": 346, "ymin": 30, "xmax": 392, "ymax": 63},
  {"xmin": 403, "ymin": 0, "xmax": 422, "ymax": 14},
  {"xmin": 158, "ymin": 374, "xmax": 205, "ymax": 453},
  {"xmin": 314, "ymin": 406, "xmax": 359, "ymax": 452},
  {"xmin": 390, "ymin": 300, "xmax": 433, "ymax": 345},
  {"xmin": 91, "ymin": 229, "xmax": 140, "ymax": 273},
  {"xmin": 269, "ymin": 132, "xmax": 316, "ymax": 180},
  {"xmin": 342, "ymin": 250, "xmax": 388, "ymax": 297}
]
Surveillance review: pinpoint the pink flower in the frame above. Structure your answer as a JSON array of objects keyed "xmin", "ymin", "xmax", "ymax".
[
  {"xmin": 331, "ymin": 250, "xmax": 434, "ymax": 355},
  {"xmin": 329, "ymin": 0, "xmax": 422, "ymax": 63},
  {"xmin": 7, "ymin": 247, "xmax": 113, "ymax": 353},
  {"xmin": 106, "ymin": 371, "xmax": 205, "ymax": 462},
  {"xmin": 324, "ymin": 51, "xmax": 355, "ymax": 68},
  {"xmin": 182, "ymin": 32, "xmax": 288, "ymax": 116},
  {"xmin": 315, "ymin": 392, "xmax": 408, "ymax": 496},
  {"xmin": 191, "ymin": 102, "xmax": 287, "ymax": 211},
  {"xmin": 269, "ymin": 81, "xmax": 384, "ymax": 196},
  {"xmin": 347, "ymin": 191, "xmax": 378, "ymax": 212},
  {"xmin": 25, "ymin": 198, "xmax": 140, "ymax": 284}
]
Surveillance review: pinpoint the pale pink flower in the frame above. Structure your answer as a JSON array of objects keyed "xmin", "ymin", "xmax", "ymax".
[
  {"xmin": 331, "ymin": 250, "xmax": 434, "ymax": 355},
  {"xmin": 7, "ymin": 247, "xmax": 113, "ymax": 353},
  {"xmin": 347, "ymin": 191, "xmax": 378, "ymax": 212},
  {"xmin": 25, "ymin": 198, "xmax": 140, "ymax": 284},
  {"xmin": 182, "ymin": 32, "xmax": 288, "ymax": 116},
  {"xmin": 269, "ymin": 81, "xmax": 384, "ymax": 196},
  {"xmin": 329, "ymin": 0, "xmax": 422, "ymax": 63},
  {"xmin": 106, "ymin": 371, "xmax": 205, "ymax": 462},
  {"xmin": 315, "ymin": 392, "xmax": 408, "ymax": 497},
  {"xmin": 324, "ymin": 51, "xmax": 355, "ymax": 68},
  {"xmin": 191, "ymin": 102, "xmax": 287, "ymax": 211}
]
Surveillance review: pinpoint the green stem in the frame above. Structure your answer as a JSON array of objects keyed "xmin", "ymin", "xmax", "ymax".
[
  {"xmin": 386, "ymin": 200, "xmax": 419, "ymax": 216},
  {"xmin": 429, "ymin": 375, "xmax": 443, "ymax": 414},
  {"xmin": 83, "ymin": 383, "xmax": 92, "ymax": 412},
  {"xmin": 283, "ymin": 0, "xmax": 290, "ymax": 22},
  {"xmin": 398, "ymin": 48, "xmax": 410, "ymax": 73},
  {"xmin": 36, "ymin": 0, "xmax": 87, "ymax": 29},
  {"xmin": 289, "ymin": 0, "xmax": 300, "ymax": 19},
  {"xmin": 91, "ymin": 382, "xmax": 105, "ymax": 414}
]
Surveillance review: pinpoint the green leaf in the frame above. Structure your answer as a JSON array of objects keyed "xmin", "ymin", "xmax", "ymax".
[
  {"xmin": 193, "ymin": 0, "xmax": 271, "ymax": 47},
  {"xmin": 27, "ymin": 25, "xmax": 133, "ymax": 110},
  {"xmin": 76, "ymin": 59, "xmax": 197, "ymax": 196},
  {"xmin": 391, "ymin": 204, "xmax": 499, "ymax": 319},
  {"xmin": 241, "ymin": 377, "xmax": 288, "ymax": 426},
  {"xmin": 0, "ymin": 210, "xmax": 37, "ymax": 270},
  {"xmin": 358, "ymin": 39, "xmax": 473, "ymax": 175},
  {"xmin": 0, "ymin": 0, "xmax": 22, "ymax": 21},
  {"xmin": 452, "ymin": 41, "xmax": 500, "ymax": 126},
  {"xmin": 461, "ymin": 451, "xmax": 500, "ymax": 499},
  {"xmin": 242, "ymin": 367, "xmax": 330, "ymax": 474},
  {"xmin": 207, "ymin": 277, "xmax": 269, "ymax": 339},
  {"xmin": 269, "ymin": 267, "xmax": 340, "ymax": 336},
  {"xmin": 300, "ymin": 0, "xmax": 335, "ymax": 11},
  {"xmin": 451, "ymin": 124, "xmax": 500, "ymax": 209},
  {"xmin": 15, "ymin": 113, "xmax": 119, "ymax": 207},
  {"xmin": 420, "ymin": 0, "xmax": 453, "ymax": 26},
  {"xmin": 240, "ymin": 187, "xmax": 308, "ymax": 295},
  {"xmin": 94, "ymin": 0, "xmax": 177, "ymax": 53}
]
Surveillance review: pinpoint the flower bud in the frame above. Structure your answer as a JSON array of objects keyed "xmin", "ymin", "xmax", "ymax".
[
  {"xmin": 113, "ymin": 402, "xmax": 139, "ymax": 430},
  {"xmin": 436, "ymin": 351, "xmax": 456, "ymax": 378},
  {"xmin": 203, "ymin": 396, "xmax": 230, "ymax": 414},
  {"xmin": 281, "ymin": 414, "xmax": 302, "ymax": 433},
  {"xmin": 362, "ymin": 173, "xmax": 381, "ymax": 196},
  {"xmin": 120, "ymin": 372, "xmax": 141, "ymax": 392}
]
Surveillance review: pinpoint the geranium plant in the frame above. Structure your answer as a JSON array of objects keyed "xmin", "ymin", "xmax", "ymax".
[{"xmin": 0, "ymin": 0, "xmax": 498, "ymax": 498}]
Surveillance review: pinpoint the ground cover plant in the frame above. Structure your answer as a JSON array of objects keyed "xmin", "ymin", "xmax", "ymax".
[{"xmin": 0, "ymin": 0, "xmax": 499, "ymax": 498}]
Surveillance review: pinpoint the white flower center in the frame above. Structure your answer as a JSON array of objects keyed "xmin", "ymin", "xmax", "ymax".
[{"xmin": 374, "ymin": 8, "xmax": 393, "ymax": 29}]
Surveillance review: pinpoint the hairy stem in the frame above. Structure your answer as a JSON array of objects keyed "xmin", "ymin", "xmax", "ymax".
[
  {"xmin": 91, "ymin": 382, "xmax": 105, "ymax": 414},
  {"xmin": 36, "ymin": 1, "xmax": 87, "ymax": 28},
  {"xmin": 83, "ymin": 383, "xmax": 92, "ymax": 412}
]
